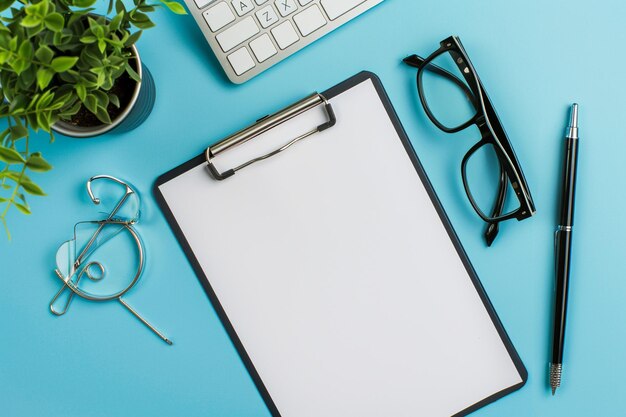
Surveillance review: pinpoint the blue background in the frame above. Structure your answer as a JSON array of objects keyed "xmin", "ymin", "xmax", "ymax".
[{"xmin": 2, "ymin": 0, "xmax": 625, "ymax": 415}]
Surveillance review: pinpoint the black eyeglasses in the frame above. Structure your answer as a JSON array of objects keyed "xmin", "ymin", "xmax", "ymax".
[{"xmin": 403, "ymin": 35, "xmax": 535, "ymax": 246}]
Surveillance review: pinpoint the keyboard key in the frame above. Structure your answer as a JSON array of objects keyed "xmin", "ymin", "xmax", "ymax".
[
  {"xmin": 255, "ymin": 5, "xmax": 279, "ymax": 28},
  {"xmin": 271, "ymin": 20, "xmax": 299, "ymax": 49},
  {"xmin": 203, "ymin": 2, "xmax": 236, "ymax": 32},
  {"xmin": 321, "ymin": 0, "xmax": 366, "ymax": 20},
  {"xmin": 293, "ymin": 5, "xmax": 326, "ymax": 36},
  {"xmin": 250, "ymin": 34, "xmax": 277, "ymax": 62},
  {"xmin": 227, "ymin": 47, "xmax": 256, "ymax": 75},
  {"xmin": 216, "ymin": 16, "xmax": 260, "ymax": 52},
  {"xmin": 297, "ymin": 0, "xmax": 313, "ymax": 5},
  {"xmin": 254, "ymin": 0, "xmax": 268, "ymax": 3},
  {"xmin": 274, "ymin": 0, "xmax": 297, "ymax": 17},
  {"xmin": 194, "ymin": 0, "xmax": 212, "ymax": 9},
  {"xmin": 231, "ymin": 0, "xmax": 254, "ymax": 16}
]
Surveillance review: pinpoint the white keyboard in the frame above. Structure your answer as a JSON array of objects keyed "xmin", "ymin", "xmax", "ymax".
[{"xmin": 184, "ymin": 0, "xmax": 384, "ymax": 83}]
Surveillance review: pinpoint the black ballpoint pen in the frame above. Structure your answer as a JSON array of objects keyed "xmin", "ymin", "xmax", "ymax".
[{"xmin": 549, "ymin": 103, "xmax": 580, "ymax": 395}]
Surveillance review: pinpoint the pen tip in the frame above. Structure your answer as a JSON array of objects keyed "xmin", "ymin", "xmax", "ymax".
[
  {"xmin": 552, "ymin": 387, "xmax": 557, "ymax": 396},
  {"xmin": 570, "ymin": 103, "xmax": 578, "ymax": 129}
]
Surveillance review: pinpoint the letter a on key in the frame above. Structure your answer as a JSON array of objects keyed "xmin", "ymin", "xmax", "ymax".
[{"xmin": 232, "ymin": 0, "xmax": 252, "ymax": 16}]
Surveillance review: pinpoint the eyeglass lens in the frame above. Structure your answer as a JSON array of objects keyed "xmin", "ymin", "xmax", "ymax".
[
  {"xmin": 419, "ymin": 51, "xmax": 477, "ymax": 130},
  {"xmin": 462, "ymin": 141, "xmax": 521, "ymax": 221}
]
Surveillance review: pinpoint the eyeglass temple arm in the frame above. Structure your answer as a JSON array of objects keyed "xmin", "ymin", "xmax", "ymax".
[
  {"xmin": 403, "ymin": 54, "xmax": 477, "ymax": 106},
  {"xmin": 484, "ymin": 164, "xmax": 507, "ymax": 247},
  {"xmin": 404, "ymin": 54, "xmax": 446, "ymax": 75}
]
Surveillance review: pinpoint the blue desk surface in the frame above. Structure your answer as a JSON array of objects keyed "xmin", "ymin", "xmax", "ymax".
[{"xmin": 2, "ymin": 0, "xmax": 626, "ymax": 415}]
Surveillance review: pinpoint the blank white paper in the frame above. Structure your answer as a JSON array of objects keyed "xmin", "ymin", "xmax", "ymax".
[{"xmin": 159, "ymin": 78, "xmax": 523, "ymax": 417}]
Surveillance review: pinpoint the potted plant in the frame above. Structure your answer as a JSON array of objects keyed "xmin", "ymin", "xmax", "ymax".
[{"xmin": 0, "ymin": 0, "xmax": 185, "ymax": 238}]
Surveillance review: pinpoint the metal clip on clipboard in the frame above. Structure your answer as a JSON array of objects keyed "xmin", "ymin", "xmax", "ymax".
[{"xmin": 205, "ymin": 93, "xmax": 336, "ymax": 180}]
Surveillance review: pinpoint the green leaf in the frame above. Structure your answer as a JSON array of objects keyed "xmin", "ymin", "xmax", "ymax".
[
  {"xmin": 130, "ymin": 11, "xmax": 154, "ymax": 28},
  {"xmin": 26, "ymin": 0, "xmax": 49, "ymax": 17},
  {"xmin": 68, "ymin": 8, "xmax": 95, "ymax": 26},
  {"xmin": 0, "ymin": 128, "xmax": 10, "ymax": 142},
  {"xmin": 43, "ymin": 13, "xmax": 64, "ymax": 33},
  {"xmin": 36, "ymin": 68, "xmax": 54, "ymax": 89},
  {"xmin": 6, "ymin": 171, "xmax": 32, "ymax": 184},
  {"xmin": 54, "ymin": 86, "xmax": 73, "ymax": 101},
  {"xmin": 58, "ymin": 101, "xmax": 81, "ymax": 117},
  {"xmin": 0, "ymin": 50, "xmax": 10, "ymax": 64},
  {"xmin": 18, "ymin": 40, "xmax": 33, "ymax": 60},
  {"xmin": 79, "ymin": 35, "xmax": 97, "ymax": 44},
  {"xmin": 93, "ymin": 90, "xmax": 109, "ymax": 109},
  {"xmin": 50, "ymin": 56, "xmax": 78, "ymax": 72},
  {"xmin": 0, "ymin": 0, "xmax": 14, "ymax": 13},
  {"xmin": 25, "ymin": 23, "xmax": 45, "ymax": 38},
  {"xmin": 19, "ymin": 65, "xmax": 36, "ymax": 89},
  {"xmin": 138, "ymin": 5, "xmax": 156, "ymax": 12},
  {"xmin": 102, "ymin": 75, "xmax": 113, "ymax": 90},
  {"xmin": 37, "ymin": 90, "xmax": 54, "ymax": 109},
  {"xmin": 14, "ymin": 202, "xmax": 31, "ymax": 215},
  {"xmin": 37, "ymin": 111, "xmax": 51, "ymax": 132},
  {"xmin": 125, "ymin": 62, "xmax": 141, "ymax": 82},
  {"xmin": 35, "ymin": 45, "xmax": 54, "ymax": 64},
  {"xmin": 131, "ymin": 19, "xmax": 155, "ymax": 30},
  {"xmin": 20, "ymin": 15, "xmax": 42, "ymax": 28},
  {"xmin": 83, "ymin": 94, "xmax": 98, "ymax": 114},
  {"xmin": 80, "ymin": 46, "xmax": 100, "ymax": 67},
  {"xmin": 95, "ymin": 107, "xmax": 112, "ymax": 124},
  {"xmin": 26, "ymin": 94, "xmax": 39, "ymax": 111},
  {"xmin": 97, "ymin": 38, "xmax": 106, "ymax": 53},
  {"xmin": 0, "ymin": 145, "xmax": 25, "ymax": 164},
  {"xmin": 26, "ymin": 112, "xmax": 38, "ymax": 130},
  {"xmin": 26, "ymin": 154, "xmax": 52, "ymax": 172},
  {"xmin": 21, "ymin": 179, "xmax": 46, "ymax": 196},
  {"xmin": 110, "ymin": 11, "xmax": 124, "ymax": 31},
  {"xmin": 109, "ymin": 93, "xmax": 120, "ymax": 108},
  {"xmin": 9, "ymin": 126, "xmax": 28, "ymax": 140},
  {"xmin": 9, "ymin": 95, "xmax": 28, "ymax": 114},
  {"xmin": 59, "ymin": 70, "xmax": 78, "ymax": 83},
  {"xmin": 104, "ymin": 37, "xmax": 124, "ymax": 48},
  {"xmin": 115, "ymin": 0, "xmax": 126, "ymax": 14},
  {"xmin": 88, "ymin": 18, "xmax": 105, "ymax": 38},
  {"xmin": 10, "ymin": 57, "xmax": 29, "ymax": 75},
  {"xmin": 95, "ymin": 70, "xmax": 105, "ymax": 87},
  {"xmin": 75, "ymin": 83, "xmax": 86, "ymax": 101},
  {"xmin": 125, "ymin": 30, "xmax": 141, "ymax": 46},
  {"xmin": 161, "ymin": 1, "xmax": 187, "ymax": 14},
  {"xmin": 48, "ymin": 100, "xmax": 66, "ymax": 111},
  {"xmin": 73, "ymin": 0, "xmax": 97, "ymax": 7}
]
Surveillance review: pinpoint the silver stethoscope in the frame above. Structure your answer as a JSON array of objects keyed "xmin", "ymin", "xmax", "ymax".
[{"xmin": 49, "ymin": 175, "xmax": 172, "ymax": 345}]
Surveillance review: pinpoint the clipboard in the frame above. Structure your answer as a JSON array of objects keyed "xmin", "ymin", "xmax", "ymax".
[{"xmin": 154, "ymin": 72, "xmax": 527, "ymax": 417}]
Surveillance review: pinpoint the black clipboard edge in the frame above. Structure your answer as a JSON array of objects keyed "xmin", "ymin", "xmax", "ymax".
[
  {"xmin": 352, "ymin": 72, "xmax": 528, "ymax": 415},
  {"xmin": 153, "ymin": 71, "xmax": 527, "ymax": 417}
]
